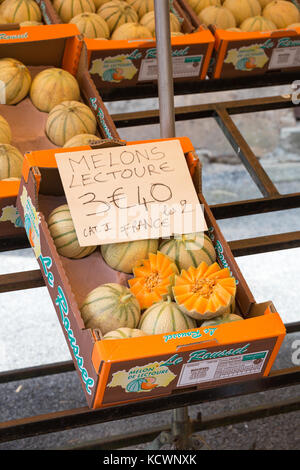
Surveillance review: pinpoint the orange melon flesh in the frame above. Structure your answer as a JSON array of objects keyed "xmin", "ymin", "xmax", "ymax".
[
  {"xmin": 128, "ymin": 251, "xmax": 179, "ymax": 309},
  {"xmin": 173, "ymin": 261, "xmax": 236, "ymax": 320}
]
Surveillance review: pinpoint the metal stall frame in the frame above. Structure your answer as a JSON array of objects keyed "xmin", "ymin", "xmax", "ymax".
[{"xmin": 1, "ymin": 0, "xmax": 300, "ymax": 449}]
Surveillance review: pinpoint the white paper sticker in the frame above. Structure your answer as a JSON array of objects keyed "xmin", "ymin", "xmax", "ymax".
[
  {"xmin": 177, "ymin": 350, "xmax": 268, "ymax": 387},
  {"xmin": 268, "ymin": 46, "xmax": 300, "ymax": 69},
  {"xmin": 0, "ymin": 80, "xmax": 6, "ymax": 104},
  {"xmin": 138, "ymin": 55, "xmax": 203, "ymax": 81}
]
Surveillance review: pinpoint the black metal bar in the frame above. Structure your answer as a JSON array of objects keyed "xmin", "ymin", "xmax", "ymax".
[
  {"xmin": 0, "ymin": 361, "xmax": 74, "ymax": 384},
  {"xmin": 56, "ymin": 396, "xmax": 300, "ymax": 450},
  {"xmin": 229, "ymin": 231, "xmax": 300, "ymax": 257},
  {"xmin": 100, "ymin": 71, "xmax": 300, "ymax": 102},
  {"xmin": 210, "ymin": 194, "xmax": 300, "ymax": 219},
  {"xmin": 112, "ymin": 95, "xmax": 295, "ymax": 128},
  {"xmin": 215, "ymin": 107, "xmax": 279, "ymax": 197},
  {"xmin": 0, "ymin": 367, "xmax": 299, "ymax": 444}
]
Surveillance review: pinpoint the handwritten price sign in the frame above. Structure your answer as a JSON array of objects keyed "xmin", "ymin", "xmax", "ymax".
[{"xmin": 55, "ymin": 140, "xmax": 207, "ymax": 246}]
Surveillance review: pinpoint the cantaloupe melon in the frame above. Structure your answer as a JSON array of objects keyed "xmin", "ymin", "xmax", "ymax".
[
  {"xmin": 52, "ymin": 0, "xmax": 95, "ymax": 23},
  {"xmin": 240, "ymin": 14, "xmax": 276, "ymax": 29},
  {"xmin": 0, "ymin": 58, "xmax": 31, "ymax": 105},
  {"xmin": 103, "ymin": 327, "xmax": 146, "ymax": 339},
  {"xmin": 111, "ymin": 22, "xmax": 153, "ymax": 39},
  {"xmin": 93, "ymin": 0, "xmax": 111, "ymax": 7},
  {"xmin": 97, "ymin": 0, "xmax": 138, "ymax": 34},
  {"xmin": 63, "ymin": 133, "xmax": 102, "ymax": 148},
  {"xmin": 69, "ymin": 12, "xmax": 110, "ymax": 38},
  {"xmin": 199, "ymin": 5, "xmax": 237, "ymax": 28},
  {"xmin": 128, "ymin": 251, "xmax": 179, "ymax": 309},
  {"xmin": 257, "ymin": 0, "xmax": 273, "ymax": 8},
  {"xmin": 0, "ymin": 15, "xmax": 8, "ymax": 23},
  {"xmin": 193, "ymin": 0, "xmax": 222, "ymax": 14},
  {"xmin": 47, "ymin": 204, "xmax": 97, "ymax": 259},
  {"xmin": 263, "ymin": 0, "xmax": 300, "ymax": 28},
  {"xmin": 138, "ymin": 296, "xmax": 197, "ymax": 335},
  {"xmin": 173, "ymin": 261, "xmax": 237, "ymax": 320},
  {"xmin": 0, "ymin": 0, "xmax": 42, "ymax": 23},
  {"xmin": 30, "ymin": 67, "xmax": 80, "ymax": 113},
  {"xmin": 0, "ymin": 115, "xmax": 11, "ymax": 144},
  {"xmin": 223, "ymin": 0, "xmax": 262, "ymax": 25},
  {"xmin": 46, "ymin": 100, "xmax": 97, "ymax": 147},
  {"xmin": 140, "ymin": 10, "xmax": 181, "ymax": 36},
  {"xmin": 101, "ymin": 239, "xmax": 159, "ymax": 274},
  {"xmin": 286, "ymin": 22, "xmax": 300, "ymax": 28},
  {"xmin": 126, "ymin": 0, "xmax": 154, "ymax": 18},
  {"xmin": 0, "ymin": 144, "xmax": 23, "ymax": 180},
  {"xmin": 19, "ymin": 21, "xmax": 43, "ymax": 26},
  {"xmin": 159, "ymin": 233, "xmax": 216, "ymax": 272},
  {"xmin": 80, "ymin": 283, "xmax": 141, "ymax": 335},
  {"xmin": 201, "ymin": 312, "xmax": 243, "ymax": 326}
]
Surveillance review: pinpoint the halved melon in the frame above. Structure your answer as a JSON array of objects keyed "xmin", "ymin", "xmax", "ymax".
[
  {"xmin": 173, "ymin": 261, "xmax": 237, "ymax": 320},
  {"xmin": 128, "ymin": 251, "xmax": 179, "ymax": 309}
]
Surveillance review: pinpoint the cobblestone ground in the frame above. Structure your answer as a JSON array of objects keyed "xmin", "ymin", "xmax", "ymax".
[{"xmin": 0, "ymin": 86, "xmax": 299, "ymax": 450}]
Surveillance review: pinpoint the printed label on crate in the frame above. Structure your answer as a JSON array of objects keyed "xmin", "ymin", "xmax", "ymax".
[
  {"xmin": 19, "ymin": 186, "xmax": 41, "ymax": 258},
  {"xmin": 224, "ymin": 44, "xmax": 269, "ymax": 71},
  {"xmin": 108, "ymin": 361, "xmax": 177, "ymax": 393},
  {"xmin": 55, "ymin": 140, "xmax": 207, "ymax": 246},
  {"xmin": 268, "ymin": 46, "xmax": 300, "ymax": 69},
  {"xmin": 138, "ymin": 55, "xmax": 203, "ymax": 81},
  {"xmin": 0, "ymin": 205, "xmax": 23, "ymax": 228},
  {"xmin": 89, "ymin": 54, "xmax": 138, "ymax": 83},
  {"xmin": 177, "ymin": 350, "xmax": 268, "ymax": 386}
]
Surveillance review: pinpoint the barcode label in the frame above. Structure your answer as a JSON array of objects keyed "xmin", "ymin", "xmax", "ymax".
[
  {"xmin": 138, "ymin": 55, "xmax": 203, "ymax": 81},
  {"xmin": 269, "ymin": 46, "xmax": 300, "ymax": 69},
  {"xmin": 177, "ymin": 350, "xmax": 268, "ymax": 387},
  {"xmin": 0, "ymin": 80, "xmax": 5, "ymax": 104}
]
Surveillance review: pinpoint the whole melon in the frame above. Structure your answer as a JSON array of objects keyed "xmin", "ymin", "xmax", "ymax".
[
  {"xmin": 0, "ymin": 0, "xmax": 42, "ymax": 23},
  {"xmin": 193, "ymin": 0, "xmax": 222, "ymax": 15},
  {"xmin": 139, "ymin": 297, "xmax": 197, "ymax": 335},
  {"xmin": 240, "ymin": 14, "xmax": 276, "ymax": 29},
  {"xmin": 30, "ymin": 67, "xmax": 80, "ymax": 113},
  {"xmin": 286, "ymin": 22, "xmax": 300, "ymax": 28},
  {"xmin": 69, "ymin": 12, "xmax": 110, "ymax": 38},
  {"xmin": 257, "ymin": 0, "xmax": 273, "ymax": 7},
  {"xmin": 63, "ymin": 133, "xmax": 102, "ymax": 147},
  {"xmin": 201, "ymin": 313, "xmax": 243, "ymax": 326},
  {"xmin": 263, "ymin": 0, "xmax": 300, "ymax": 28},
  {"xmin": 47, "ymin": 204, "xmax": 97, "ymax": 259},
  {"xmin": 199, "ymin": 5, "xmax": 237, "ymax": 28},
  {"xmin": 19, "ymin": 21, "xmax": 43, "ymax": 26},
  {"xmin": 0, "ymin": 144, "xmax": 23, "ymax": 180},
  {"xmin": 223, "ymin": 0, "xmax": 261, "ymax": 25},
  {"xmin": 93, "ymin": 0, "xmax": 111, "ymax": 7},
  {"xmin": 159, "ymin": 233, "xmax": 216, "ymax": 272},
  {"xmin": 103, "ymin": 327, "xmax": 147, "ymax": 339},
  {"xmin": 46, "ymin": 100, "xmax": 97, "ymax": 146},
  {"xmin": 126, "ymin": 0, "xmax": 154, "ymax": 18},
  {"xmin": 52, "ymin": 0, "xmax": 95, "ymax": 23},
  {"xmin": 0, "ymin": 15, "xmax": 8, "ymax": 23},
  {"xmin": 0, "ymin": 115, "xmax": 11, "ymax": 144},
  {"xmin": 0, "ymin": 58, "xmax": 31, "ymax": 105},
  {"xmin": 140, "ymin": 10, "xmax": 181, "ymax": 35},
  {"xmin": 111, "ymin": 22, "xmax": 153, "ymax": 39},
  {"xmin": 80, "ymin": 283, "xmax": 141, "ymax": 334},
  {"xmin": 101, "ymin": 238, "xmax": 159, "ymax": 273},
  {"xmin": 98, "ymin": 0, "xmax": 138, "ymax": 34}
]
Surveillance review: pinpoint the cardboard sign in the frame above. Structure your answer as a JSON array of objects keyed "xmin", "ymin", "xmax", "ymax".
[{"xmin": 55, "ymin": 140, "xmax": 207, "ymax": 246}]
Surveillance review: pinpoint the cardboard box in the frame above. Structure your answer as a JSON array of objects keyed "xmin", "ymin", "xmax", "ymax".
[
  {"xmin": 36, "ymin": 0, "xmax": 215, "ymax": 98},
  {"xmin": 180, "ymin": 0, "xmax": 300, "ymax": 79},
  {"xmin": 16, "ymin": 137, "xmax": 286, "ymax": 409},
  {"xmin": 0, "ymin": 24, "xmax": 118, "ymax": 240}
]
